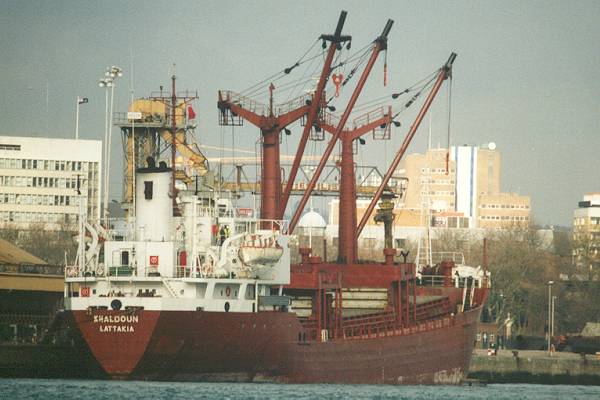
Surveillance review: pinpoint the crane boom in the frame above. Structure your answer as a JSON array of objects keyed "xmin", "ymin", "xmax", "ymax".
[
  {"xmin": 288, "ymin": 19, "xmax": 394, "ymax": 234},
  {"xmin": 356, "ymin": 53, "xmax": 457, "ymax": 237}
]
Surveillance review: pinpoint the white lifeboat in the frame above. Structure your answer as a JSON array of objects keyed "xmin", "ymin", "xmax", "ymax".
[{"xmin": 238, "ymin": 234, "xmax": 283, "ymax": 267}]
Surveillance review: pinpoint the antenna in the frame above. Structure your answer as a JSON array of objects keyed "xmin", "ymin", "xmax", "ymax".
[
  {"xmin": 149, "ymin": 76, "xmax": 199, "ymax": 216},
  {"xmin": 129, "ymin": 35, "xmax": 136, "ymax": 231}
]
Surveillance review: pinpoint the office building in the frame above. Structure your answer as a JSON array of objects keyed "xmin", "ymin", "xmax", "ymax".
[{"xmin": 0, "ymin": 136, "xmax": 102, "ymax": 230}]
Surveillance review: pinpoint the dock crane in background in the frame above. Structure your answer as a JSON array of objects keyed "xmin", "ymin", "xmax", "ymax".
[
  {"xmin": 159, "ymin": 129, "xmax": 207, "ymax": 184},
  {"xmin": 150, "ymin": 76, "xmax": 202, "ymax": 215},
  {"xmin": 116, "ymin": 78, "xmax": 208, "ymax": 211},
  {"xmin": 218, "ymin": 11, "xmax": 350, "ymax": 222}
]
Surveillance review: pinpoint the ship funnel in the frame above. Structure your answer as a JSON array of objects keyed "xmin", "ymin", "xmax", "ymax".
[{"xmin": 146, "ymin": 156, "xmax": 156, "ymax": 169}]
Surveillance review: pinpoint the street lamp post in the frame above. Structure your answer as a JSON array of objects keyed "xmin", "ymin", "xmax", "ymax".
[
  {"xmin": 98, "ymin": 66, "xmax": 122, "ymax": 225},
  {"xmin": 98, "ymin": 78, "xmax": 112, "ymax": 224},
  {"xmin": 75, "ymin": 97, "xmax": 88, "ymax": 140},
  {"xmin": 551, "ymin": 295, "xmax": 557, "ymax": 346},
  {"xmin": 547, "ymin": 280, "xmax": 554, "ymax": 355}
]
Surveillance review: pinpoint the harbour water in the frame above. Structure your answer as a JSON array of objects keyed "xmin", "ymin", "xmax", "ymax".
[{"xmin": 2, "ymin": 379, "xmax": 599, "ymax": 400}]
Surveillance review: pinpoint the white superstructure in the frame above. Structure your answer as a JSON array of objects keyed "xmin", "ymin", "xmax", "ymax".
[
  {"xmin": 0, "ymin": 136, "xmax": 102, "ymax": 230},
  {"xmin": 65, "ymin": 160, "xmax": 291, "ymax": 313}
]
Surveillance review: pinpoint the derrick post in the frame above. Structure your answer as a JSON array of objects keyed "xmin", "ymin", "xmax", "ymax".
[
  {"xmin": 260, "ymin": 125, "xmax": 282, "ymax": 222},
  {"xmin": 319, "ymin": 106, "xmax": 392, "ymax": 263},
  {"xmin": 216, "ymin": 90, "xmax": 307, "ymax": 223},
  {"xmin": 338, "ymin": 136, "xmax": 357, "ymax": 263}
]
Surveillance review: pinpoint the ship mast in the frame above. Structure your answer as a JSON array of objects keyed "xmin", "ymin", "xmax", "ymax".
[
  {"xmin": 149, "ymin": 75, "xmax": 198, "ymax": 215},
  {"xmin": 317, "ymin": 106, "xmax": 393, "ymax": 263}
]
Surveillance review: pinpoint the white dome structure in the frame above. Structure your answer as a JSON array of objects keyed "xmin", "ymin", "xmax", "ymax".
[{"xmin": 298, "ymin": 209, "xmax": 327, "ymax": 229}]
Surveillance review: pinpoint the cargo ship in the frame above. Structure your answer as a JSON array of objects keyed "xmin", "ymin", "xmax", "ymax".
[
  {"xmin": 64, "ymin": 11, "xmax": 489, "ymax": 384},
  {"xmin": 64, "ymin": 159, "xmax": 488, "ymax": 384}
]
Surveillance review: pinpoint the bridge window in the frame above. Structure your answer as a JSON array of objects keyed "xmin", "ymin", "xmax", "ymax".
[
  {"xmin": 120, "ymin": 251, "xmax": 130, "ymax": 267},
  {"xmin": 144, "ymin": 181, "xmax": 153, "ymax": 200}
]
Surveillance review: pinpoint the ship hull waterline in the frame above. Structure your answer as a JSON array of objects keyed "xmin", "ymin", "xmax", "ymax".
[{"xmin": 70, "ymin": 305, "xmax": 481, "ymax": 384}]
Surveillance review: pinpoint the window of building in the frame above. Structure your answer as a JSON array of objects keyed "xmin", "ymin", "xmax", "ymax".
[{"xmin": 0, "ymin": 144, "xmax": 21, "ymax": 151}]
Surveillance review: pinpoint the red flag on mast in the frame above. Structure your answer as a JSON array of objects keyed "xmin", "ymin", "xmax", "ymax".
[{"xmin": 187, "ymin": 105, "xmax": 196, "ymax": 120}]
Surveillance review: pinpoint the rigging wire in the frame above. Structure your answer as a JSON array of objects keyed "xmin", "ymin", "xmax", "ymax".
[
  {"xmin": 241, "ymin": 40, "xmax": 375, "ymax": 113},
  {"xmin": 250, "ymin": 75, "xmax": 317, "ymax": 99},
  {"xmin": 390, "ymin": 72, "xmax": 439, "ymax": 121},
  {"xmin": 245, "ymin": 48, "xmax": 327, "ymax": 100},
  {"xmin": 285, "ymin": 39, "xmax": 323, "ymax": 74},
  {"xmin": 352, "ymin": 69, "xmax": 438, "ymax": 113},
  {"xmin": 240, "ymin": 39, "xmax": 321, "ymax": 97},
  {"xmin": 251, "ymin": 40, "xmax": 372, "ymax": 107},
  {"xmin": 325, "ymin": 44, "xmax": 374, "ymax": 106},
  {"xmin": 230, "ymin": 123, "xmax": 238, "ymax": 205},
  {"xmin": 330, "ymin": 41, "xmax": 373, "ymax": 70},
  {"xmin": 343, "ymin": 68, "xmax": 439, "ymax": 124},
  {"xmin": 285, "ymin": 46, "xmax": 324, "ymax": 103}
]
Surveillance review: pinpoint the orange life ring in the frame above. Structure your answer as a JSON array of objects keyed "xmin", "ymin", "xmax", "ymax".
[{"xmin": 225, "ymin": 286, "xmax": 231, "ymax": 297}]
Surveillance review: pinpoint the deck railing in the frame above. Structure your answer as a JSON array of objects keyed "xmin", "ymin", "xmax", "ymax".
[
  {"xmin": 299, "ymin": 312, "xmax": 456, "ymax": 343},
  {"xmin": 298, "ymin": 295, "xmax": 457, "ymax": 343}
]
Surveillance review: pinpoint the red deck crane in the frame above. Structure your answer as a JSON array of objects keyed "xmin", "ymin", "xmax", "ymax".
[
  {"xmin": 218, "ymin": 11, "xmax": 350, "ymax": 223},
  {"xmin": 356, "ymin": 53, "xmax": 457, "ymax": 238},
  {"xmin": 318, "ymin": 106, "xmax": 393, "ymax": 263},
  {"xmin": 218, "ymin": 13, "xmax": 462, "ymax": 343},
  {"xmin": 288, "ymin": 19, "xmax": 394, "ymax": 234}
]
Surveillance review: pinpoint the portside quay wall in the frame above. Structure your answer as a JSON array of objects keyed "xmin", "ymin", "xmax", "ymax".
[{"xmin": 468, "ymin": 350, "xmax": 600, "ymax": 385}]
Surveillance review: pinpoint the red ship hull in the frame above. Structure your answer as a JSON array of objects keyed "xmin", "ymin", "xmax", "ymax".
[{"xmin": 71, "ymin": 304, "xmax": 481, "ymax": 384}]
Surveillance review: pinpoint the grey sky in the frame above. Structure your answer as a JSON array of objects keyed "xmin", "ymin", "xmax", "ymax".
[{"xmin": 1, "ymin": 0, "xmax": 598, "ymax": 226}]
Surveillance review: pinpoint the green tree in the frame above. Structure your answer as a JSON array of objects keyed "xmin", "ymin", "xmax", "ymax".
[{"xmin": 0, "ymin": 223, "xmax": 77, "ymax": 265}]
